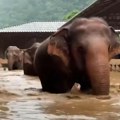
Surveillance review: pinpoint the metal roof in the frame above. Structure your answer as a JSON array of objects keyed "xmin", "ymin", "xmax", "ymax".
[{"xmin": 0, "ymin": 22, "xmax": 66, "ymax": 32}]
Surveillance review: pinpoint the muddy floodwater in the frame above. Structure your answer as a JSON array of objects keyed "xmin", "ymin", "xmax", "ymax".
[{"xmin": 0, "ymin": 68, "xmax": 120, "ymax": 120}]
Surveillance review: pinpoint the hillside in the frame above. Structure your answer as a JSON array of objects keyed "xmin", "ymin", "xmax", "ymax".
[{"xmin": 0, "ymin": 0, "xmax": 96, "ymax": 28}]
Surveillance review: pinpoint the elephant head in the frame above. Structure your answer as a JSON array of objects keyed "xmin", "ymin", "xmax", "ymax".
[
  {"xmin": 23, "ymin": 42, "xmax": 40, "ymax": 75},
  {"xmin": 68, "ymin": 17, "xmax": 120, "ymax": 95},
  {"xmin": 47, "ymin": 17, "xmax": 120, "ymax": 95},
  {"xmin": 5, "ymin": 46, "xmax": 23, "ymax": 70}
]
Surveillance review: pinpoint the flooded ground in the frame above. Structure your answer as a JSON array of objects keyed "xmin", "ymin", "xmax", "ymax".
[{"xmin": 0, "ymin": 67, "xmax": 120, "ymax": 119}]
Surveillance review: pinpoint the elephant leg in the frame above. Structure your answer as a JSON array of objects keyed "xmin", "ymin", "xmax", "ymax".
[
  {"xmin": 24, "ymin": 63, "xmax": 36, "ymax": 75},
  {"xmin": 86, "ymin": 54, "xmax": 110, "ymax": 95},
  {"xmin": 38, "ymin": 73, "xmax": 50, "ymax": 92},
  {"xmin": 16, "ymin": 61, "xmax": 23, "ymax": 70},
  {"xmin": 71, "ymin": 49, "xmax": 91, "ymax": 93},
  {"xmin": 76, "ymin": 73, "xmax": 92, "ymax": 93},
  {"xmin": 36, "ymin": 56, "xmax": 74, "ymax": 93},
  {"xmin": 12, "ymin": 61, "xmax": 21, "ymax": 70},
  {"xmin": 80, "ymin": 73, "xmax": 92, "ymax": 92},
  {"xmin": 39, "ymin": 69, "xmax": 74, "ymax": 93}
]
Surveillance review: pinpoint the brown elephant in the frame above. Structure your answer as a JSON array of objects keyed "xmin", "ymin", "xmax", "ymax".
[
  {"xmin": 34, "ymin": 37, "xmax": 75, "ymax": 93},
  {"xmin": 5, "ymin": 46, "xmax": 23, "ymax": 70},
  {"xmin": 23, "ymin": 42, "xmax": 40, "ymax": 76},
  {"xmin": 34, "ymin": 17, "xmax": 120, "ymax": 95}
]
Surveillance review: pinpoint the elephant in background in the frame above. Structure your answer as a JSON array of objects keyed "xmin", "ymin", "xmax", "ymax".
[
  {"xmin": 34, "ymin": 17, "xmax": 120, "ymax": 95},
  {"xmin": 5, "ymin": 46, "xmax": 23, "ymax": 70},
  {"xmin": 23, "ymin": 42, "xmax": 40, "ymax": 76}
]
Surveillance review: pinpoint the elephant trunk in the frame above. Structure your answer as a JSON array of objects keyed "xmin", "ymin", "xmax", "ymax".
[
  {"xmin": 86, "ymin": 55, "xmax": 110, "ymax": 95},
  {"xmin": 85, "ymin": 42, "xmax": 110, "ymax": 95},
  {"xmin": 8, "ymin": 57, "xmax": 14, "ymax": 70}
]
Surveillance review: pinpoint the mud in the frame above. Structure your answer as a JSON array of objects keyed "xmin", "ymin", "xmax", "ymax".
[{"xmin": 0, "ymin": 67, "xmax": 120, "ymax": 119}]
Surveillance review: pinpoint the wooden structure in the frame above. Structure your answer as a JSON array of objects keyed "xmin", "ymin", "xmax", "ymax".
[
  {"xmin": 0, "ymin": 22, "xmax": 65, "ymax": 58},
  {"xmin": 0, "ymin": 32, "xmax": 52, "ymax": 58}
]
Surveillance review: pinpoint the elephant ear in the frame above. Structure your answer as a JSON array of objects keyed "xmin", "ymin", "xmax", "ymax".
[
  {"xmin": 52, "ymin": 24, "xmax": 71, "ymax": 38},
  {"xmin": 47, "ymin": 26, "xmax": 70, "ymax": 66},
  {"xmin": 109, "ymin": 26, "xmax": 120, "ymax": 59}
]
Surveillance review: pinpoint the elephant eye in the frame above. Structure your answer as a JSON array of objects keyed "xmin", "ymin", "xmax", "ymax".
[{"xmin": 14, "ymin": 54, "xmax": 18, "ymax": 57}]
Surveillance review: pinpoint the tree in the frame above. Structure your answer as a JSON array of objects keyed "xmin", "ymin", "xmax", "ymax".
[{"xmin": 63, "ymin": 10, "xmax": 79, "ymax": 20}]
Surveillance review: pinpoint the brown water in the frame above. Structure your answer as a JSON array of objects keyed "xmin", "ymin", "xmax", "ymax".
[{"xmin": 0, "ymin": 68, "xmax": 120, "ymax": 120}]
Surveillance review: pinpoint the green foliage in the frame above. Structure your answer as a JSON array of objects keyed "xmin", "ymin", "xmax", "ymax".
[
  {"xmin": 63, "ymin": 10, "xmax": 79, "ymax": 20},
  {"xmin": 0, "ymin": 0, "xmax": 96, "ymax": 28}
]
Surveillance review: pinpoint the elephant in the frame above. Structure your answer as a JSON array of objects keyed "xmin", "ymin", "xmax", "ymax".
[
  {"xmin": 5, "ymin": 46, "xmax": 23, "ymax": 70},
  {"xmin": 34, "ymin": 37, "xmax": 75, "ymax": 93},
  {"xmin": 23, "ymin": 42, "xmax": 40, "ymax": 76},
  {"xmin": 34, "ymin": 17, "xmax": 120, "ymax": 95}
]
